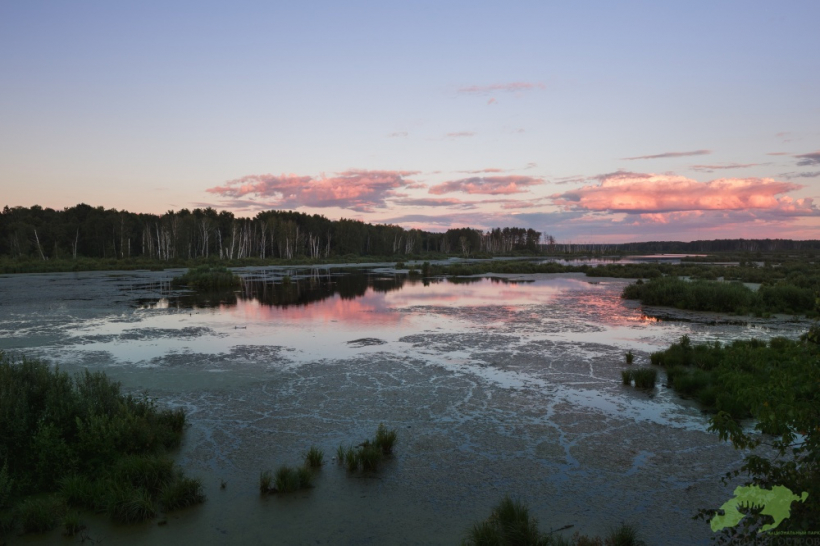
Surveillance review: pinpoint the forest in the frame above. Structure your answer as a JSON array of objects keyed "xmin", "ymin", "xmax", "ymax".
[{"xmin": 0, "ymin": 204, "xmax": 544, "ymax": 262}]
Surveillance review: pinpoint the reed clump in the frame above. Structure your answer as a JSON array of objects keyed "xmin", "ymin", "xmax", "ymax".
[
  {"xmin": 171, "ymin": 265, "xmax": 241, "ymax": 291},
  {"xmin": 305, "ymin": 446, "xmax": 324, "ymax": 468},
  {"xmin": 338, "ymin": 424, "xmax": 399, "ymax": 473}
]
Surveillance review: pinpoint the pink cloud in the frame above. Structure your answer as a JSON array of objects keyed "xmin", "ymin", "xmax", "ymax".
[
  {"xmin": 552, "ymin": 173, "xmax": 816, "ymax": 216},
  {"xmin": 622, "ymin": 149, "xmax": 711, "ymax": 160},
  {"xmin": 457, "ymin": 82, "xmax": 546, "ymax": 94},
  {"xmin": 487, "ymin": 98, "xmax": 497, "ymax": 105},
  {"xmin": 206, "ymin": 170, "xmax": 419, "ymax": 213},
  {"xmin": 429, "ymin": 175, "xmax": 544, "ymax": 195},
  {"xmin": 393, "ymin": 197, "xmax": 477, "ymax": 209},
  {"xmin": 767, "ymin": 152, "xmax": 790, "ymax": 156}
]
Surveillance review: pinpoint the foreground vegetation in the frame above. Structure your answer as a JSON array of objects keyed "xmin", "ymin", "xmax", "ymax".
[
  {"xmin": 648, "ymin": 330, "xmax": 819, "ymax": 538},
  {"xmin": 463, "ymin": 496, "xmax": 646, "ymax": 545},
  {"xmin": 0, "ymin": 353, "xmax": 204, "ymax": 536},
  {"xmin": 622, "ymin": 276, "xmax": 817, "ymax": 317}
]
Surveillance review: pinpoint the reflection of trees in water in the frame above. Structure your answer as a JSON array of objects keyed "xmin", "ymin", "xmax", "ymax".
[{"xmin": 238, "ymin": 272, "xmax": 408, "ymax": 308}]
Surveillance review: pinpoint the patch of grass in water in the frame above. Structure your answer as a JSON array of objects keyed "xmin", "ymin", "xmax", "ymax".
[
  {"xmin": 107, "ymin": 485, "xmax": 156, "ymax": 524},
  {"xmin": 374, "ymin": 423, "xmax": 398, "ymax": 455},
  {"xmin": 305, "ymin": 446, "xmax": 324, "ymax": 468},
  {"xmin": 259, "ymin": 470, "xmax": 273, "ymax": 494},
  {"xmin": 159, "ymin": 477, "xmax": 205, "ymax": 511},
  {"xmin": 631, "ymin": 368, "xmax": 657, "ymax": 389},
  {"xmin": 621, "ymin": 370, "xmax": 632, "ymax": 385},
  {"xmin": 17, "ymin": 496, "xmax": 64, "ymax": 534},
  {"xmin": 62, "ymin": 511, "xmax": 85, "ymax": 537}
]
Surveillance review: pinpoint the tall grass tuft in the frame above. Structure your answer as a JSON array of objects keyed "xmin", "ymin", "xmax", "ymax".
[
  {"xmin": 631, "ymin": 368, "xmax": 657, "ymax": 389},
  {"xmin": 274, "ymin": 466, "xmax": 302, "ymax": 493},
  {"xmin": 170, "ymin": 265, "xmax": 240, "ymax": 291},
  {"xmin": 625, "ymin": 350, "xmax": 634, "ymax": 364},
  {"xmin": 62, "ymin": 511, "xmax": 85, "ymax": 537},
  {"xmin": 159, "ymin": 477, "xmax": 206, "ymax": 511},
  {"xmin": 374, "ymin": 424, "xmax": 398, "ymax": 455},
  {"xmin": 259, "ymin": 470, "xmax": 273, "ymax": 494},
  {"xmin": 605, "ymin": 523, "xmax": 645, "ymax": 546},
  {"xmin": 621, "ymin": 370, "xmax": 632, "ymax": 385},
  {"xmin": 17, "ymin": 497, "xmax": 64, "ymax": 534},
  {"xmin": 463, "ymin": 496, "xmax": 546, "ymax": 546},
  {"xmin": 344, "ymin": 447, "xmax": 359, "ymax": 472},
  {"xmin": 359, "ymin": 444, "xmax": 382, "ymax": 471},
  {"xmin": 336, "ymin": 444, "xmax": 345, "ymax": 463},
  {"xmin": 305, "ymin": 446, "xmax": 324, "ymax": 468},
  {"xmin": 107, "ymin": 485, "xmax": 156, "ymax": 524}
]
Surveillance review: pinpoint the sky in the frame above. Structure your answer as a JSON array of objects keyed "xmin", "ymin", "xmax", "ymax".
[{"xmin": 1, "ymin": 1, "xmax": 819, "ymax": 243}]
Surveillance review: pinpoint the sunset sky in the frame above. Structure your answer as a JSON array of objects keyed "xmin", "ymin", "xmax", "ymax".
[{"xmin": 1, "ymin": 1, "xmax": 819, "ymax": 242}]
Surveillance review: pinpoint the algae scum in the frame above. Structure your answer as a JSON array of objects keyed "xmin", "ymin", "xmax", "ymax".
[{"xmin": 0, "ymin": 267, "xmax": 803, "ymax": 545}]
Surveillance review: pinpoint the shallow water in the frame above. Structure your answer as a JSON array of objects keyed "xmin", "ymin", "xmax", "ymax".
[{"xmin": 0, "ymin": 268, "xmax": 801, "ymax": 545}]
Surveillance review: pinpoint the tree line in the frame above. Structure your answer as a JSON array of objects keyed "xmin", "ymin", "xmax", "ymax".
[{"xmin": 0, "ymin": 204, "xmax": 546, "ymax": 261}]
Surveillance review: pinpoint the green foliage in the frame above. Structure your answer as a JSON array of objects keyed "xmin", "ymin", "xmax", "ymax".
[
  {"xmin": 305, "ymin": 446, "xmax": 324, "ymax": 468},
  {"xmin": 631, "ymin": 368, "xmax": 657, "ymax": 389},
  {"xmin": 0, "ymin": 353, "xmax": 203, "ymax": 523},
  {"xmin": 621, "ymin": 370, "xmax": 632, "ymax": 385},
  {"xmin": 625, "ymin": 350, "xmax": 634, "ymax": 365},
  {"xmin": 336, "ymin": 444, "xmax": 345, "ymax": 463},
  {"xmin": 171, "ymin": 265, "xmax": 240, "ymax": 291},
  {"xmin": 650, "ymin": 333, "xmax": 820, "ymax": 537},
  {"xmin": 274, "ymin": 466, "xmax": 304, "ymax": 493},
  {"xmin": 463, "ymin": 496, "xmax": 546, "ymax": 546},
  {"xmin": 17, "ymin": 496, "xmax": 64, "ymax": 534},
  {"xmin": 159, "ymin": 477, "xmax": 205, "ymax": 511},
  {"xmin": 374, "ymin": 423, "xmax": 398, "ymax": 455},
  {"xmin": 62, "ymin": 511, "xmax": 85, "ymax": 536},
  {"xmin": 622, "ymin": 276, "xmax": 817, "ymax": 316},
  {"xmin": 107, "ymin": 484, "xmax": 156, "ymax": 524}
]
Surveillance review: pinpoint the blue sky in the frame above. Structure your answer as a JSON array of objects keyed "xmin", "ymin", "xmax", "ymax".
[{"xmin": 1, "ymin": 1, "xmax": 818, "ymax": 242}]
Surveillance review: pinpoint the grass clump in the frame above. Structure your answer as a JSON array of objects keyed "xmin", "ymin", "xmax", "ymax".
[
  {"xmin": 374, "ymin": 423, "xmax": 398, "ymax": 455},
  {"xmin": 274, "ymin": 466, "xmax": 302, "ymax": 493},
  {"xmin": 62, "ymin": 511, "xmax": 85, "ymax": 537},
  {"xmin": 159, "ymin": 477, "xmax": 205, "ymax": 511},
  {"xmin": 624, "ymin": 350, "xmax": 634, "ymax": 364},
  {"xmin": 630, "ymin": 368, "xmax": 657, "ymax": 389},
  {"xmin": 259, "ymin": 470, "xmax": 273, "ymax": 494},
  {"xmin": 621, "ymin": 370, "xmax": 632, "ymax": 385},
  {"xmin": 107, "ymin": 484, "xmax": 156, "ymax": 524},
  {"xmin": 0, "ymin": 353, "xmax": 205, "ymax": 524},
  {"xmin": 305, "ymin": 446, "xmax": 324, "ymax": 468},
  {"xmin": 171, "ymin": 265, "xmax": 240, "ymax": 291},
  {"xmin": 17, "ymin": 496, "xmax": 64, "ymax": 534}
]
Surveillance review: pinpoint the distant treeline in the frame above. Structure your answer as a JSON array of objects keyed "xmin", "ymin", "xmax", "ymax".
[
  {"xmin": 555, "ymin": 239, "xmax": 820, "ymax": 254},
  {"xmin": 0, "ymin": 204, "xmax": 545, "ymax": 261}
]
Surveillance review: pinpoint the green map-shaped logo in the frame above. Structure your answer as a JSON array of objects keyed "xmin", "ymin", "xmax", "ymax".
[{"xmin": 711, "ymin": 485, "xmax": 809, "ymax": 533}]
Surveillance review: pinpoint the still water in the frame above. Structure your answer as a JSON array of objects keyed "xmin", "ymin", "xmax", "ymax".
[{"xmin": 0, "ymin": 267, "xmax": 799, "ymax": 545}]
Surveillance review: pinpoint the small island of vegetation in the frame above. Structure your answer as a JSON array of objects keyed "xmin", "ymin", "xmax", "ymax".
[{"xmin": 0, "ymin": 353, "xmax": 205, "ymax": 538}]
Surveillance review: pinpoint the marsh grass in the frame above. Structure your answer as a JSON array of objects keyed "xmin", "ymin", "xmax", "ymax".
[
  {"xmin": 463, "ymin": 496, "xmax": 547, "ymax": 545},
  {"xmin": 111, "ymin": 454, "xmax": 175, "ymax": 496},
  {"xmin": 159, "ymin": 477, "xmax": 205, "ymax": 511},
  {"xmin": 0, "ymin": 510, "xmax": 17, "ymax": 537},
  {"xmin": 62, "ymin": 511, "xmax": 85, "ymax": 537},
  {"xmin": 631, "ymin": 368, "xmax": 657, "ymax": 389},
  {"xmin": 336, "ymin": 444, "xmax": 345, "ymax": 463},
  {"xmin": 305, "ymin": 446, "xmax": 324, "ymax": 468},
  {"xmin": 604, "ymin": 523, "xmax": 645, "ymax": 546},
  {"xmin": 271, "ymin": 465, "xmax": 311, "ymax": 493},
  {"xmin": 358, "ymin": 444, "xmax": 382, "ymax": 471},
  {"xmin": 171, "ymin": 265, "xmax": 240, "ymax": 291},
  {"xmin": 344, "ymin": 447, "xmax": 359, "ymax": 472},
  {"xmin": 107, "ymin": 485, "xmax": 156, "ymax": 524},
  {"xmin": 374, "ymin": 423, "xmax": 398, "ymax": 455},
  {"xmin": 18, "ymin": 497, "xmax": 64, "ymax": 534},
  {"xmin": 259, "ymin": 471, "xmax": 273, "ymax": 494},
  {"xmin": 621, "ymin": 370, "xmax": 632, "ymax": 385},
  {"xmin": 625, "ymin": 350, "xmax": 634, "ymax": 364}
]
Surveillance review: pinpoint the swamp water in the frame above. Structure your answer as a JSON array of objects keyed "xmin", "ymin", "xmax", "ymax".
[{"xmin": 0, "ymin": 267, "xmax": 804, "ymax": 545}]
